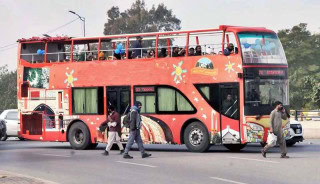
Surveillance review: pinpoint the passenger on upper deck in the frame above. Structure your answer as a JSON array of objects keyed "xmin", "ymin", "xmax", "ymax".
[
  {"xmin": 188, "ymin": 48, "xmax": 195, "ymax": 56},
  {"xmin": 223, "ymin": 43, "xmax": 235, "ymax": 56},
  {"xmin": 132, "ymin": 36, "xmax": 143, "ymax": 58},
  {"xmin": 179, "ymin": 48, "xmax": 186, "ymax": 56},
  {"xmin": 172, "ymin": 47, "xmax": 180, "ymax": 57},
  {"xmin": 99, "ymin": 52, "xmax": 105, "ymax": 60},
  {"xmin": 158, "ymin": 48, "xmax": 167, "ymax": 58},
  {"xmin": 147, "ymin": 49, "xmax": 155, "ymax": 58},
  {"xmin": 195, "ymin": 45, "xmax": 202, "ymax": 56}
]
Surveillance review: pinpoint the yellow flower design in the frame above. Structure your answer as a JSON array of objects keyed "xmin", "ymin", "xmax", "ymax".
[{"xmin": 64, "ymin": 69, "xmax": 78, "ymax": 88}]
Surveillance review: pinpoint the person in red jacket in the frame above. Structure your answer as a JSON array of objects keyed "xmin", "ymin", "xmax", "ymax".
[{"xmin": 102, "ymin": 105, "xmax": 124, "ymax": 156}]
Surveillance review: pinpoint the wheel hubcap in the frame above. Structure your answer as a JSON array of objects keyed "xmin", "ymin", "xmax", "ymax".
[
  {"xmin": 74, "ymin": 129, "xmax": 84, "ymax": 144},
  {"xmin": 189, "ymin": 128, "xmax": 204, "ymax": 146}
]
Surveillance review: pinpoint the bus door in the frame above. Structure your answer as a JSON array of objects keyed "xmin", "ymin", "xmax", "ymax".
[
  {"xmin": 219, "ymin": 83, "xmax": 241, "ymax": 144},
  {"xmin": 106, "ymin": 86, "xmax": 131, "ymax": 115}
]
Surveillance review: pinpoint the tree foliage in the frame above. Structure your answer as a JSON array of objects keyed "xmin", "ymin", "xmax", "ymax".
[
  {"xmin": 278, "ymin": 23, "xmax": 320, "ymax": 109},
  {"xmin": 0, "ymin": 65, "xmax": 17, "ymax": 112},
  {"xmin": 103, "ymin": 0, "xmax": 181, "ymax": 35}
]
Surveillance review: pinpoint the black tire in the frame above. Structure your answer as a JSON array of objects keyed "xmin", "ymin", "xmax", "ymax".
[
  {"xmin": 1, "ymin": 133, "xmax": 8, "ymax": 141},
  {"xmin": 184, "ymin": 122, "xmax": 210, "ymax": 152},
  {"xmin": 224, "ymin": 144, "xmax": 247, "ymax": 152},
  {"xmin": 18, "ymin": 137, "xmax": 25, "ymax": 141},
  {"xmin": 68, "ymin": 122, "xmax": 91, "ymax": 150},
  {"xmin": 286, "ymin": 141, "xmax": 296, "ymax": 147}
]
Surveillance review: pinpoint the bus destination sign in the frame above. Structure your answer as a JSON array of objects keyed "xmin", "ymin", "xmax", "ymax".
[
  {"xmin": 258, "ymin": 69, "xmax": 285, "ymax": 77},
  {"xmin": 135, "ymin": 86, "xmax": 155, "ymax": 92}
]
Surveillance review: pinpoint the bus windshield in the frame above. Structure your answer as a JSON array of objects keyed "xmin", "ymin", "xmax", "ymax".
[{"xmin": 238, "ymin": 32, "xmax": 287, "ymax": 64}]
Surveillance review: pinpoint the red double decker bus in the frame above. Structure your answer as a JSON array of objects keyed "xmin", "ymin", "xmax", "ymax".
[{"xmin": 17, "ymin": 25, "xmax": 289, "ymax": 152}]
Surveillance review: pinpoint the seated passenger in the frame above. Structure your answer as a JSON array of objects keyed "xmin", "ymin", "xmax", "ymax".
[
  {"xmin": 158, "ymin": 48, "xmax": 167, "ymax": 58},
  {"xmin": 87, "ymin": 52, "xmax": 93, "ymax": 61},
  {"xmin": 99, "ymin": 52, "xmax": 105, "ymax": 60},
  {"xmin": 172, "ymin": 47, "xmax": 180, "ymax": 57},
  {"xmin": 195, "ymin": 45, "xmax": 202, "ymax": 56},
  {"xmin": 78, "ymin": 51, "xmax": 85, "ymax": 61},
  {"xmin": 188, "ymin": 48, "xmax": 195, "ymax": 56},
  {"xmin": 223, "ymin": 43, "xmax": 235, "ymax": 56},
  {"xmin": 147, "ymin": 49, "xmax": 155, "ymax": 58},
  {"xmin": 178, "ymin": 48, "xmax": 186, "ymax": 56}
]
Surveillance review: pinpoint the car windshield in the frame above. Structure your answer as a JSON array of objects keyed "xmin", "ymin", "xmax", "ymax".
[{"xmin": 238, "ymin": 32, "xmax": 287, "ymax": 64}]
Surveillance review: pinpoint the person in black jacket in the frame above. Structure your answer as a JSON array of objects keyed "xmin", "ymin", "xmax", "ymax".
[{"xmin": 123, "ymin": 101, "xmax": 152, "ymax": 159}]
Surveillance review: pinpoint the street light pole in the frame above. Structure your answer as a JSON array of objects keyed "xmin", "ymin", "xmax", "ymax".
[{"xmin": 69, "ymin": 10, "xmax": 85, "ymax": 37}]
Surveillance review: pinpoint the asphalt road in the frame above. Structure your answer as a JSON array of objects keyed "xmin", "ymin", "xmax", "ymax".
[{"xmin": 0, "ymin": 139, "xmax": 319, "ymax": 184}]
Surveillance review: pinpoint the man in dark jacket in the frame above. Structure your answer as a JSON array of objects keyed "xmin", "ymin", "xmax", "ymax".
[
  {"xmin": 102, "ymin": 105, "xmax": 124, "ymax": 156},
  {"xmin": 261, "ymin": 101, "xmax": 289, "ymax": 158},
  {"xmin": 132, "ymin": 36, "xmax": 143, "ymax": 58},
  {"xmin": 123, "ymin": 101, "xmax": 152, "ymax": 159}
]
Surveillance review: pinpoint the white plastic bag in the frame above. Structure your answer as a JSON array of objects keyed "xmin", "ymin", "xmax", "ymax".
[{"xmin": 267, "ymin": 133, "xmax": 277, "ymax": 147}]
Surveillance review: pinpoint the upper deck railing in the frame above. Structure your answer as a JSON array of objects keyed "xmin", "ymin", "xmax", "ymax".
[{"xmin": 17, "ymin": 25, "xmax": 278, "ymax": 65}]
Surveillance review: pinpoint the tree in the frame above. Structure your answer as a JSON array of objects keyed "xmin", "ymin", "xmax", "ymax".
[
  {"xmin": 0, "ymin": 65, "xmax": 17, "ymax": 112},
  {"xmin": 103, "ymin": 0, "xmax": 181, "ymax": 35},
  {"xmin": 278, "ymin": 23, "xmax": 320, "ymax": 109}
]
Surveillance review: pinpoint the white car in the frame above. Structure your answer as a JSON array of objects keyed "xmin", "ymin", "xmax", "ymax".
[
  {"xmin": 0, "ymin": 109, "xmax": 24, "ymax": 141},
  {"xmin": 286, "ymin": 119, "xmax": 304, "ymax": 146}
]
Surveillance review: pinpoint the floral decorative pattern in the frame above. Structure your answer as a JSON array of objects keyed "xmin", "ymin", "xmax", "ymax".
[
  {"xmin": 64, "ymin": 69, "xmax": 78, "ymax": 88},
  {"xmin": 171, "ymin": 61, "xmax": 187, "ymax": 84}
]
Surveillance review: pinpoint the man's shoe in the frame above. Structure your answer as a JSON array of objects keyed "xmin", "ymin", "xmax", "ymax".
[
  {"xmin": 142, "ymin": 153, "xmax": 152, "ymax": 158},
  {"xmin": 102, "ymin": 150, "xmax": 109, "ymax": 156},
  {"xmin": 123, "ymin": 154, "xmax": 133, "ymax": 159},
  {"xmin": 120, "ymin": 150, "xmax": 124, "ymax": 155},
  {"xmin": 281, "ymin": 154, "xmax": 289, "ymax": 158},
  {"xmin": 261, "ymin": 149, "xmax": 266, "ymax": 158}
]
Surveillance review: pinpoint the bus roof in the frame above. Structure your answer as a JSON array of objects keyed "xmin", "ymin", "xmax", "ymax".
[{"xmin": 17, "ymin": 25, "xmax": 275, "ymax": 43}]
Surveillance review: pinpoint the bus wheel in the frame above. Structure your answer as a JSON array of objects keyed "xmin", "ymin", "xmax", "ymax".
[
  {"xmin": 224, "ymin": 144, "xmax": 247, "ymax": 152},
  {"xmin": 68, "ymin": 122, "xmax": 91, "ymax": 150},
  {"xmin": 1, "ymin": 133, "xmax": 8, "ymax": 141},
  {"xmin": 184, "ymin": 122, "xmax": 210, "ymax": 152}
]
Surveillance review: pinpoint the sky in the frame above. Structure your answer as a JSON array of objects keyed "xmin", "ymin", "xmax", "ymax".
[{"xmin": 1, "ymin": 0, "xmax": 319, "ymax": 71}]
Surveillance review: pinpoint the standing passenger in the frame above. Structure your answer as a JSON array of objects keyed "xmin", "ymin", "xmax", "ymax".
[
  {"xmin": 102, "ymin": 105, "xmax": 124, "ymax": 156},
  {"xmin": 132, "ymin": 36, "xmax": 143, "ymax": 58},
  {"xmin": 123, "ymin": 101, "xmax": 152, "ymax": 159}
]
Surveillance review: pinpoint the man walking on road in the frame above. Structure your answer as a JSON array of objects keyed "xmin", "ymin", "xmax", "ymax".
[
  {"xmin": 261, "ymin": 101, "xmax": 289, "ymax": 158},
  {"xmin": 102, "ymin": 105, "xmax": 124, "ymax": 156},
  {"xmin": 123, "ymin": 101, "xmax": 152, "ymax": 159}
]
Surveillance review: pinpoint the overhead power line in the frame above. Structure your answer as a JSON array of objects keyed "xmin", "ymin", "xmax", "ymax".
[{"xmin": 0, "ymin": 17, "xmax": 81, "ymax": 52}]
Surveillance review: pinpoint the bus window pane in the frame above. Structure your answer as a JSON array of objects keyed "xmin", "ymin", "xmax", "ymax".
[
  {"xmin": 120, "ymin": 91, "xmax": 130, "ymax": 115},
  {"xmin": 85, "ymin": 88, "xmax": 98, "ymax": 113},
  {"xmin": 146, "ymin": 95, "xmax": 155, "ymax": 113},
  {"xmin": 136, "ymin": 95, "xmax": 146, "ymax": 113},
  {"xmin": 177, "ymin": 93, "xmax": 193, "ymax": 111},
  {"xmin": 74, "ymin": 89, "xmax": 85, "ymax": 113},
  {"xmin": 158, "ymin": 88, "xmax": 175, "ymax": 111},
  {"xmin": 199, "ymin": 86, "xmax": 210, "ymax": 100}
]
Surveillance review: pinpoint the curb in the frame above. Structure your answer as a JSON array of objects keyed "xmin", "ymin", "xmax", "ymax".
[{"xmin": 0, "ymin": 170, "xmax": 57, "ymax": 184}]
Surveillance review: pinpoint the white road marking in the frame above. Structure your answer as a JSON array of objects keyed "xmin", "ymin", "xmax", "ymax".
[
  {"xmin": 210, "ymin": 177, "xmax": 248, "ymax": 184},
  {"xmin": 116, "ymin": 161, "xmax": 157, "ymax": 168},
  {"xmin": 38, "ymin": 154, "xmax": 71, "ymax": 158},
  {"xmin": 228, "ymin": 156, "xmax": 280, "ymax": 164}
]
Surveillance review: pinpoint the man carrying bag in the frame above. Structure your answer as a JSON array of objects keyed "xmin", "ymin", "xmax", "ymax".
[{"xmin": 261, "ymin": 101, "xmax": 289, "ymax": 158}]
